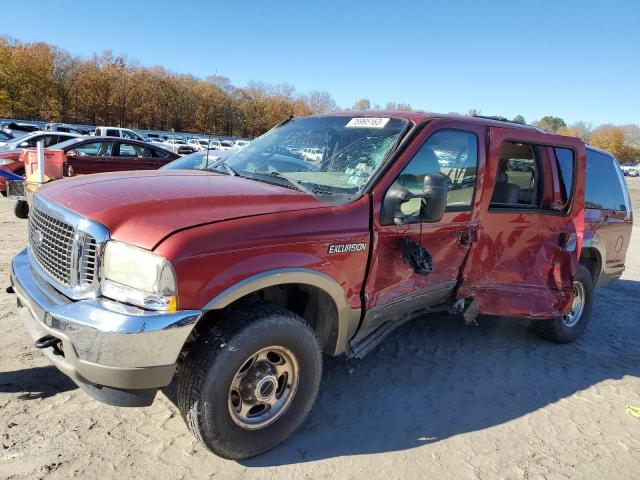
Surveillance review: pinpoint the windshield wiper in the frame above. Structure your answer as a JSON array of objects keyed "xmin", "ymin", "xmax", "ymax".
[
  {"xmin": 254, "ymin": 171, "xmax": 316, "ymax": 196},
  {"xmin": 209, "ymin": 158, "xmax": 238, "ymax": 176}
]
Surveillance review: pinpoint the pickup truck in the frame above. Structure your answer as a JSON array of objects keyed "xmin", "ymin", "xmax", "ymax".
[{"xmin": 9, "ymin": 112, "xmax": 632, "ymax": 459}]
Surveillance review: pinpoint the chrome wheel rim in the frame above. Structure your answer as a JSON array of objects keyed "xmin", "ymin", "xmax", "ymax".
[
  {"xmin": 563, "ymin": 281, "xmax": 585, "ymax": 328},
  {"xmin": 228, "ymin": 346, "xmax": 299, "ymax": 430}
]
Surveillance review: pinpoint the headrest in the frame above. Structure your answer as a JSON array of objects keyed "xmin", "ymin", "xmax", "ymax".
[{"xmin": 496, "ymin": 171, "xmax": 508, "ymax": 183}]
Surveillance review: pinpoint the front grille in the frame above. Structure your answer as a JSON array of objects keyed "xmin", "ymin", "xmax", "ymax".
[
  {"xmin": 28, "ymin": 196, "xmax": 105, "ymax": 298},
  {"xmin": 29, "ymin": 206, "xmax": 76, "ymax": 286}
]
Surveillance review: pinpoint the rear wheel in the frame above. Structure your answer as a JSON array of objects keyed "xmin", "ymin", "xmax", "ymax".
[
  {"xmin": 533, "ymin": 263, "xmax": 593, "ymax": 343},
  {"xmin": 177, "ymin": 305, "xmax": 322, "ymax": 459}
]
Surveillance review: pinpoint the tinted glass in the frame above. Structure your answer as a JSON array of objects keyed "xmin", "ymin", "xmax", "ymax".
[
  {"xmin": 397, "ymin": 129, "xmax": 478, "ymax": 215},
  {"xmin": 555, "ymin": 147, "xmax": 575, "ymax": 204},
  {"xmin": 585, "ymin": 149, "xmax": 627, "ymax": 211},
  {"xmin": 75, "ymin": 141, "xmax": 113, "ymax": 156},
  {"xmin": 118, "ymin": 143, "xmax": 154, "ymax": 157},
  {"xmin": 105, "ymin": 129, "xmax": 120, "ymax": 137}
]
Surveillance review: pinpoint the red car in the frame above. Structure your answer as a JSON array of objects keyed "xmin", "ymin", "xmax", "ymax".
[
  {"xmin": 10, "ymin": 112, "xmax": 632, "ymax": 459},
  {"xmin": 0, "ymin": 136, "xmax": 178, "ymax": 193}
]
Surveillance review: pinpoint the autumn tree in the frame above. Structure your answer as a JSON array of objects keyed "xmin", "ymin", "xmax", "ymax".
[
  {"xmin": 534, "ymin": 116, "xmax": 567, "ymax": 133},
  {"xmin": 557, "ymin": 121, "xmax": 592, "ymax": 142},
  {"xmin": 590, "ymin": 125, "xmax": 632, "ymax": 162},
  {"xmin": 352, "ymin": 98, "xmax": 371, "ymax": 111}
]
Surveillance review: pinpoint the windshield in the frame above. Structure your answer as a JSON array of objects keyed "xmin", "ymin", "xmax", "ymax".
[
  {"xmin": 224, "ymin": 115, "xmax": 409, "ymax": 199},
  {"xmin": 51, "ymin": 137, "xmax": 85, "ymax": 150}
]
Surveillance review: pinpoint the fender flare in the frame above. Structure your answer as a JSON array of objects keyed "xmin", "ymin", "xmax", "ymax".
[{"xmin": 202, "ymin": 268, "xmax": 361, "ymax": 355}]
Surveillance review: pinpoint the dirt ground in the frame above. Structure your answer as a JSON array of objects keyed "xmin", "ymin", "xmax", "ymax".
[{"xmin": 1, "ymin": 179, "xmax": 639, "ymax": 480}]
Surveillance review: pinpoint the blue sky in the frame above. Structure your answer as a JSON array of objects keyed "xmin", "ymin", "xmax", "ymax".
[{"xmin": 2, "ymin": 0, "xmax": 638, "ymax": 125}]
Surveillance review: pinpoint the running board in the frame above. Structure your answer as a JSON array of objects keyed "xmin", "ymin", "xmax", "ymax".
[{"xmin": 349, "ymin": 315, "xmax": 414, "ymax": 359}]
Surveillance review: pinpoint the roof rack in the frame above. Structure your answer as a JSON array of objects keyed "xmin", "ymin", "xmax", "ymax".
[{"xmin": 471, "ymin": 114, "xmax": 512, "ymax": 123}]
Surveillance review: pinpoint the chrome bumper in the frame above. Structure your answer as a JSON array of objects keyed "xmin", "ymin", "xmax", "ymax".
[{"xmin": 10, "ymin": 248, "xmax": 202, "ymax": 392}]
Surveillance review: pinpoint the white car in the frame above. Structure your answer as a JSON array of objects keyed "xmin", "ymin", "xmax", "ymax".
[
  {"xmin": 187, "ymin": 139, "xmax": 211, "ymax": 151},
  {"xmin": 234, "ymin": 140, "xmax": 250, "ymax": 149},
  {"xmin": 0, "ymin": 131, "xmax": 82, "ymax": 152},
  {"xmin": 217, "ymin": 140, "xmax": 238, "ymax": 151},
  {"xmin": 162, "ymin": 138, "xmax": 196, "ymax": 155},
  {"xmin": 94, "ymin": 126, "xmax": 147, "ymax": 142}
]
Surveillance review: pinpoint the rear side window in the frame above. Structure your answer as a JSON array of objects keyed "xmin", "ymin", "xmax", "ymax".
[
  {"xmin": 105, "ymin": 129, "xmax": 120, "ymax": 137},
  {"xmin": 585, "ymin": 149, "xmax": 627, "ymax": 211}
]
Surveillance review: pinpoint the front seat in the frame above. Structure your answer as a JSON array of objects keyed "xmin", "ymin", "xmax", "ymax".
[{"xmin": 491, "ymin": 170, "xmax": 520, "ymax": 205}]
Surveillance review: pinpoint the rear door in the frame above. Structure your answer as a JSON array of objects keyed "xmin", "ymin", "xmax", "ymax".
[
  {"xmin": 457, "ymin": 127, "xmax": 586, "ymax": 319},
  {"xmin": 113, "ymin": 141, "xmax": 165, "ymax": 170}
]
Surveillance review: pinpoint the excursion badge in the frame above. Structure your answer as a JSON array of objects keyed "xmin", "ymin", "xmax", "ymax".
[{"xmin": 327, "ymin": 243, "xmax": 367, "ymax": 254}]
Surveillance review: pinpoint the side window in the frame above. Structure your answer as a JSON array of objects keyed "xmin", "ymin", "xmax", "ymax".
[
  {"xmin": 43, "ymin": 135, "xmax": 61, "ymax": 147},
  {"xmin": 397, "ymin": 130, "xmax": 478, "ymax": 215},
  {"xmin": 75, "ymin": 142, "xmax": 113, "ymax": 157},
  {"xmin": 105, "ymin": 129, "xmax": 120, "ymax": 137},
  {"xmin": 24, "ymin": 135, "xmax": 42, "ymax": 147},
  {"xmin": 153, "ymin": 148, "xmax": 169, "ymax": 158},
  {"xmin": 490, "ymin": 142, "xmax": 542, "ymax": 208},
  {"xmin": 118, "ymin": 143, "xmax": 155, "ymax": 157},
  {"xmin": 585, "ymin": 149, "xmax": 627, "ymax": 212}
]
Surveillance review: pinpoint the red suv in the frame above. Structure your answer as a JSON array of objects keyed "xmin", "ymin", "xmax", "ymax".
[{"xmin": 9, "ymin": 112, "xmax": 632, "ymax": 459}]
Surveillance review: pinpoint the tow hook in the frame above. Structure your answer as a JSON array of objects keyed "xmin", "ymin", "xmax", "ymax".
[
  {"xmin": 34, "ymin": 335, "xmax": 64, "ymax": 356},
  {"xmin": 6, "ymin": 286, "xmax": 14, "ymax": 294}
]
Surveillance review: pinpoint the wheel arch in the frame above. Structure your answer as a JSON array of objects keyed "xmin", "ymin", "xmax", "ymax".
[
  {"xmin": 199, "ymin": 268, "xmax": 361, "ymax": 356},
  {"xmin": 580, "ymin": 239, "xmax": 603, "ymax": 286}
]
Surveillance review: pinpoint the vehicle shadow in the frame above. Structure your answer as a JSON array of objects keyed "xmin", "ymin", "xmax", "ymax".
[
  {"xmin": 0, "ymin": 365, "xmax": 76, "ymax": 400},
  {"xmin": 237, "ymin": 279, "xmax": 640, "ymax": 467}
]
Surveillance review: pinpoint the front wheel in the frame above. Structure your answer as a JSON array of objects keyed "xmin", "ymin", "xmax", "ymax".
[
  {"xmin": 177, "ymin": 305, "xmax": 322, "ymax": 459},
  {"xmin": 533, "ymin": 263, "xmax": 593, "ymax": 343}
]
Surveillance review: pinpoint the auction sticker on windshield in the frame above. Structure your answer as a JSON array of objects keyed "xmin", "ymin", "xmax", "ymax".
[{"xmin": 346, "ymin": 117, "xmax": 390, "ymax": 128}]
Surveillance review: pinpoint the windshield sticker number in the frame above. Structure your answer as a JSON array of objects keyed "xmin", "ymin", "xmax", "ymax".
[{"xmin": 346, "ymin": 118, "xmax": 390, "ymax": 129}]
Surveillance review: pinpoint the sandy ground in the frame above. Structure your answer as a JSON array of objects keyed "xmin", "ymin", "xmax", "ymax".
[{"xmin": 1, "ymin": 179, "xmax": 639, "ymax": 480}]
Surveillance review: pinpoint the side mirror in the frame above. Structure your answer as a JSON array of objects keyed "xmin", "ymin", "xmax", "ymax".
[
  {"xmin": 380, "ymin": 172, "xmax": 448, "ymax": 225},
  {"xmin": 19, "ymin": 141, "xmax": 28, "ymax": 148},
  {"xmin": 66, "ymin": 149, "xmax": 77, "ymax": 158},
  {"xmin": 420, "ymin": 172, "xmax": 448, "ymax": 222}
]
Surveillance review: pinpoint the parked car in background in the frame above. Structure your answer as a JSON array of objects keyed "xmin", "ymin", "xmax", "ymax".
[
  {"xmin": 162, "ymin": 138, "xmax": 196, "ymax": 155},
  {"xmin": 0, "ymin": 129, "xmax": 14, "ymax": 146},
  {"xmin": 94, "ymin": 126, "xmax": 148, "ymax": 142},
  {"xmin": 44, "ymin": 123, "xmax": 90, "ymax": 135},
  {"xmin": 620, "ymin": 163, "xmax": 639, "ymax": 176},
  {"xmin": 0, "ymin": 121, "xmax": 40, "ymax": 134},
  {"xmin": 160, "ymin": 149, "xmax": 233, "ymax": 171},
  {"xmin": 218, "ymin": 140, "xmax": 238, "ymax": 150},
  {"xmin": 234, "ymin": 140, "xmax": 250, "ymax": 148},
  {"xmin": 0, "ymin": 131, "xmax": 82, "ymax": 155},
  {"xmin": 187, "ymin": 138, "xmax": 211, "ymax": 151}
]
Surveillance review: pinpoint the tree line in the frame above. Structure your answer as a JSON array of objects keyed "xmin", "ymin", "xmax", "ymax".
[
  {"xmin": 1, "ymin": 37, "xmax": 638, "ymax": 161},
  {"xmin": 0, "ymin": 37, "xmax": 338, "ymax": 137}
]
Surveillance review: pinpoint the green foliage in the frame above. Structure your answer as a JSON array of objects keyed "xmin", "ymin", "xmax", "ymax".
[
  {"xmin": 512, "ymin": 115, "xmax": 526, "ymax": 124},
  {"xmin": 534, "ymin": 116, "xmax": 567, "ymax": 133}
]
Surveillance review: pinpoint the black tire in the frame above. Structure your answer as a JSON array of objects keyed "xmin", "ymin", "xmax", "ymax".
[
  {"xmin": 177, "ymin": 305, "xmax": 322, "ymax": 459},
  {"xmin": 533, "ymin": 263, "xmax": 593, "ymax": 343},
  {"xmin": 14, "ymin": 200, "xmax": 29, "ymax": 219}
]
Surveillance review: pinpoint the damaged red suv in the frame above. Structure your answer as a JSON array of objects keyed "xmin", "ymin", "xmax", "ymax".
[{"xmin": 10, "ymin": 112, "xmax": 632, "ymax": 459}]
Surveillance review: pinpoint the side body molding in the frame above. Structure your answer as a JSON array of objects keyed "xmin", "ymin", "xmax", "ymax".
[{"xmin": 202, "ymin": 268, "xmax": 361, "ymax": 355}]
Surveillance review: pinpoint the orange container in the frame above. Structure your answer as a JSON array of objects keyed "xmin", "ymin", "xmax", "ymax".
[{"xmin": 22, "ymin": 148, "xmax": 66, "ymax": 182}]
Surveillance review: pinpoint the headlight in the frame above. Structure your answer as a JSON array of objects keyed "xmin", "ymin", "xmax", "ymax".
[{"xmin": 102, "ymin": 241, "xmax": 178, "ymax": 311}]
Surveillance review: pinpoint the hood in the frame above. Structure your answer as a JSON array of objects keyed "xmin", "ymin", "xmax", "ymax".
[{"xmin": 39, "ymin": 170, "xmax": 326, "ymax": 249}]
